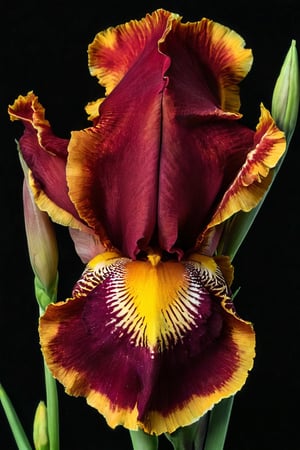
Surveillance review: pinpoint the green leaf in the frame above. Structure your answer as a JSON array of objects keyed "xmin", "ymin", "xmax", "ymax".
[
  {"xmin": 129, "ymin": 429, "xmax": 158, "ymax": 450},
  {"xmin": 0, "ymin": 383, "xmax": 32, "ymax": 450},
  {"xmin": 217, "ymin": 207, "xmax": 263, "ymax": 260}
]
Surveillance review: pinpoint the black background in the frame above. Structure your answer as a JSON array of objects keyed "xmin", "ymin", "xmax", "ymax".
[{"xmin": 1, "ymin": 1, "xmax": 299, "ymax": 449}]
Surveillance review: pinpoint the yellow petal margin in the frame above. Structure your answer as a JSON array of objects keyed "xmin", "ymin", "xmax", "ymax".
[
  {"xmin": 88, "ymin": 9, "xmax": 177, "ymax": 96},
  {"xmin": 40, "ymin": 251, "xmax": 255, "ymax": 434},
  {"xmin": 8, "ymin": 92, "xmax": 85, "ymax": 231},
  {"xmin": 86, "ymin": 9, "xmax": 252, "ymax": 119},
  {"xmin": 176, "ymin": 16, "xmax": 253, "ymax": 114},
  {"xmin": 28, "ymin": 171, "xmax": 84, "ymax": 231},
  {"xmin": 204, "ymin": 104, "xmax": 286, "ymax": 231}
]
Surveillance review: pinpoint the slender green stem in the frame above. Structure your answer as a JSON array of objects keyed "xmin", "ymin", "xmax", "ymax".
[
  {"xmin": 0, "ymin": 383, "xmax": 32, "ymax": 450},
  {"xmin": 39, "ymin": 306, "xmax": 60, "ymax": 450},
  {"xmin": 165, "ymin": 414, "xmax": 209, "ymax": 450},
  {"xmin": 43, "ymin": 363, "xmax": 60, "ymax": 450}
]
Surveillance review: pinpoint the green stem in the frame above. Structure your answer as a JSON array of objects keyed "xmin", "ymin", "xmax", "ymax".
[
  {"xmin": 165, "ymin": 414, "xmax": 209, "ymax": 450},
  {"xmin": 43, "ymin": 363, "xmax": 60, "ymax": 450},
  {"xmin": 39, "ymin": 306, "xmax": 60, "ymax": 450},
  {"xmin": 0, "ymin": 382, "xmax": 32, "ymax": 450},
  {"xmin": 203, "ymin": 397, "xmax": 234, "ymax": 450},
  {"xmin": 129, "ymin": 429, "xmax": 159, "ymax": 450}
]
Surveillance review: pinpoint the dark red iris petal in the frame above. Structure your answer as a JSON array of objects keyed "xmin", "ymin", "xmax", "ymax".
[
  {"xmin": 67, "ymin": 12, "xmax": 256, "ymax": 257},
  {"xmin": 42, "ymin": 277, "xmax": 239, "ymax": 419},
  {"xmin": 9, "ymin": 93, "xmax": 81, "ymax": 223}
]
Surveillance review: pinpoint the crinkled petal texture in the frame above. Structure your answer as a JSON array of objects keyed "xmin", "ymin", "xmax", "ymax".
[
  {"xmin": 8, "ymin": 92, "xmax": 105, "ymax": 254},
  {"xmin": 10, "ymin": 7, "xmax": 286, "ymax": 436},
  {"xmin": 8, "ymin": 92, "xmax": 84, "ymax": 231},
  {"xmin": 39, "ymin": 251, "xmax": 255, "ymax": 434},
  {"xmin": 8, "ymin": 10, "xmax": 286, "ymax": 259},
  {"xmin": 66, "ymin": 10, "xmax": 285, "ymax": 258}
]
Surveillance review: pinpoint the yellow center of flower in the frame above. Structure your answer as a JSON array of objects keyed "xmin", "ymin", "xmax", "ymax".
[
  {"xmin": 123, "ymin": 255, "xmax": 190, "ymax": 351},
  {"xmin": 74, "ymin": 250, "xmax": 230, "ymax": 354}
]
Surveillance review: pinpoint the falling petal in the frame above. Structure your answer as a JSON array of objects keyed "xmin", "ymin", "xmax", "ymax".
[{"xmin": 40, "ymin": 252, "xmax": 255, "ymax": 435}]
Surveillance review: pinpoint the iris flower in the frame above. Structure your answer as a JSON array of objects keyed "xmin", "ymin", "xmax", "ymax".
[{"xmin": 8, "ymin": 9, "xmax": 286, "ymax": 436}]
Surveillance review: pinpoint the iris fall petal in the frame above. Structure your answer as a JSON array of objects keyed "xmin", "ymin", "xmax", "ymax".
[{"xmin": 39, "ymin": 251, "xmax": 255, "ymax": 435}]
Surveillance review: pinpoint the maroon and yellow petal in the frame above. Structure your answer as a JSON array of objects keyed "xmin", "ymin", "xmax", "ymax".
[
  {"xmin": 67, "ymin": 12, "xmax": 173, "ymax": 257},
  {"xmin": 198, "ymin": 17, "xmax": 253, "ymax": 112},
  {"xmin": 67, "ymin": 10, "xmax": 258, "ymax": 257},
  {"xmin": 84, "ymin": 98, "xmax": 105, "ymax": 122},
  {"xmin": 88, "ymin": 9, "xmax": 252, "ymax": 114},
  {"xmin": 88, "ymin": 9, "xmax": 176, "ymax": 96},
  {"xmin": 160, "ymin": 15, "xmax": 253, "ymax": 115},
  {"xmin": 39, "ymin": 251, "xmax": 255, "ymax": 435},
  {"xmin": 8, "ymin": 92, "xmax": 83, "ymax": 230},
  {"xmin": 203, "ymin": 104, "xmax": 286, "ymax": 232},
  {"xmin": 155, "ymin": 15, "xmax": 254, "ymax": 253}
]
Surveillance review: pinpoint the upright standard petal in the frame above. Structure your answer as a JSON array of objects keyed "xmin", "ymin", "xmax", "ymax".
[
  {"xmin": 39, "ymin": 251, "xmax": 255, "ymax": 435},
  {"xmin": 88, "ymin": 9, "xmax": 177, "ymax": 96},
  {"xmin": 67, "ymin": 11, "xmax": 175, "ymax": 258},
  {"xmin": 66, "ymin": 10, "xmax": 258, "ymax": 258}
]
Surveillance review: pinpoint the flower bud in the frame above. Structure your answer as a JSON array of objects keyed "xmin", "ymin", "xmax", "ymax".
[
  {"xmin": 33, "ymin": 401, "xmax": 49, "ymax": 450},
  {"xmin": 19, "ymin": 147, "xmax": 58, "ymax": 307},
  {"xmin": 272, "ymin": 39, "xmax": 300, "ymax": 145},
  {"xmin": 218, "ymin": 41, "xmax": 299, "ymax": 260}
]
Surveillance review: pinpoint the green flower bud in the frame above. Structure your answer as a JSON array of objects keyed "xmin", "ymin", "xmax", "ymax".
[
  {"xmin": 218, "ymin": 41, "xmax": 299, "ymax": 260},
  {"xmin": 272, "ymin": 39, "xmax": 300, "ymax": 145},
  {"xmin": 33, "ymin": 401, "xmax": 49, "ymax": 450}
]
